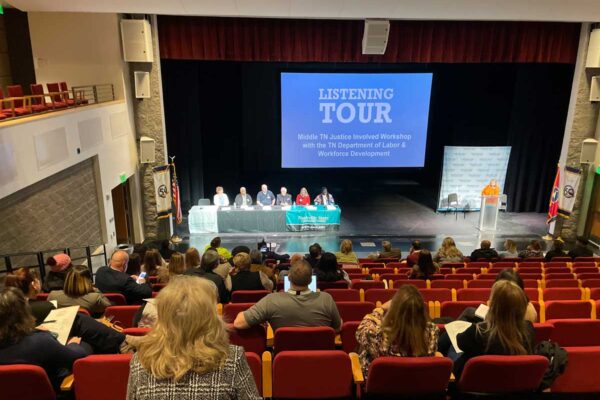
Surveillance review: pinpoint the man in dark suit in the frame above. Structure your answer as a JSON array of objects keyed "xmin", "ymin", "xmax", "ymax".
[
  {"xmin": 95, "ymin": 250, "xmax": 152, "ymax": 304},
  {"xmin": 185, "ymin": 249, "xmax": 230, "ymax": 303}
]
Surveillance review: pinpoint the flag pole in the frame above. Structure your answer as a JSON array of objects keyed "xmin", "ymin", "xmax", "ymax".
[
  {"xmin": 542, "ymin": 164, "xmax": 561, "ymax": 241},
  {"xmin": 169, "ymin": 155, "xmax": 182, "ymax": 244}
]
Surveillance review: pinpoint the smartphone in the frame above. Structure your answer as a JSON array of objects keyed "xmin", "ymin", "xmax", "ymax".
[{"xmin": 136, "ymin": 271, "xmax": 147, "ymax": 284}]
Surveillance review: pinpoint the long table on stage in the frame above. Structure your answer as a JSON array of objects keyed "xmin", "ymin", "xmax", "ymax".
[{"xmin": 188, "ymin": 205, "xmax": 341, "ymax": 233}]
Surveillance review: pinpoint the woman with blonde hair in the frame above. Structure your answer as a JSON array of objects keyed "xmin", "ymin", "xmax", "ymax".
[
  {"xmin": 127, "ymin": 276, "xmax": 260, "ymax": 399},
  {"xmin": 335, "ymin": 239, "xmax": 359, "ymax": 264},
  {"xmin": 158, "ymin": 252, "xmax": 186, "ymax": 283},
  {"xmin": 48, "ymin": 265, "xmax": 110, "ymax": 316},
  {"xmin": 498, "ymin": 239, "xmax": 518, "ymax": 259},
  {"xmin": 434, "ymin": 237, "xmax": 464, "ymax": 264},
  {"xmin": 453, "ymin": 280, "xmax": 535, "ymax": 379},
  {"xmin": 356, "ymin": 285, "xmax": 439, "ymax": 376},
  {"xmin": 185, "ymin": 247, "xmax": 201, "ymax": 269}
]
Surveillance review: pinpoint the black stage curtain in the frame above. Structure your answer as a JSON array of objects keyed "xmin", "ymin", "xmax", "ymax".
[{"xmin": 162, "ymin": 61, "xmax": 574, "ymax": 213}]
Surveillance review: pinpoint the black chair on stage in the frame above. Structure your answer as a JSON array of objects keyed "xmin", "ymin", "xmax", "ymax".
[{"xmin": 197, "ymin": 198, "xmax": 211, "ymax": 206}]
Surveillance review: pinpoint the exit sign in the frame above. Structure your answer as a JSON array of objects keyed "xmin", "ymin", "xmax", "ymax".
[{"xmin": 119, "ymin": 172, "xmax": 127, "ymax": 184}]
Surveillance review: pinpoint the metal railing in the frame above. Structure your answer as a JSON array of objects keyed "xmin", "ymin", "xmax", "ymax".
[
  {"xmin": 71, "ymin": 83, "xmax": 115, "ymax": 104},
  {"xmin": 1, "ymin": 244, "xmax": 108, "ymax": 284}
]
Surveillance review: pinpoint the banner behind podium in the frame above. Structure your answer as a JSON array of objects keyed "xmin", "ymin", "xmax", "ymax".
[{"xmin": 438, "ymin": 146, "xmax": 511, "ymax": 211}]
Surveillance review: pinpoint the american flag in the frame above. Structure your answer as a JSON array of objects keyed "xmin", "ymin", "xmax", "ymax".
[{"xmin": 171, "ymin": 162, "xmax": 183, "ymax": 224}]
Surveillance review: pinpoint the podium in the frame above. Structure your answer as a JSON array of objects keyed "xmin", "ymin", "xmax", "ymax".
[{"xmin": 479, "ymin": 195, "xmax": 500, "ymax": 231}]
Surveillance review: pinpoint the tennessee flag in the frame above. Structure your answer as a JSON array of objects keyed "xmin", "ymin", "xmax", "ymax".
[{"xmin": 547, "ymin": 165, "xmax": 560, "ymax": 224}]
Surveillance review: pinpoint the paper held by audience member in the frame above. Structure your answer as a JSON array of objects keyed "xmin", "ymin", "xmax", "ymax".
[
  {"xmin": 474, "ymin": 304, "xmax": 489, "ymax": 320},
  {"xmin": 445, "ymin": 320, "xmax": 472, "ymax": 354},
  {"xmin": 38, "ymin": 306, "xmax": 79, "ymax": 346}
]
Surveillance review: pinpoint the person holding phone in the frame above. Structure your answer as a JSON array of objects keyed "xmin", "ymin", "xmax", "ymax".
[{"xmin": 95, "ymin": 250, "xmax": 152, "ymax": 304}]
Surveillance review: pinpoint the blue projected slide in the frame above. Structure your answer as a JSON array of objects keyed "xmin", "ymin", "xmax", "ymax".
[{"xmin": 281, "ymin": 72, "xmax": 433, "ymax": 168}]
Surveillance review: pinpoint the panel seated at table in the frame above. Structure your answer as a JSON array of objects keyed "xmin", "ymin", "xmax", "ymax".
[
  {"xmin": 217, "ymin": 206, "xmax": 287, "ymax": 233},
  {"xmin": 285, "ymin": 205, "xmax": 341, "ymax": 232},
  {"xmin": 188, "ymin": 205, "xmax": 219, "ymax": 233}
]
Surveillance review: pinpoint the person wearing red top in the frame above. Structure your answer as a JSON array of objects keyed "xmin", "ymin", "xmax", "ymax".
[{"xmin": 295, "ymin": 187, "xmax": 311, "ymax": 205}]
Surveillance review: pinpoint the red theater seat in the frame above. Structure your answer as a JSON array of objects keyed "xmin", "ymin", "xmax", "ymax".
[
  {"xmin": 104, "ymin": 305, "xmax": 140, "ymax": 329},
  {"xmin": 0, "ymin": 364, "xmax": 55, "ymax": 400},
  {"xmin": 365, "ymin": 288, "xmax": 397, "ymax": 304},
  {"xmin": 466, "ymin": 262, "xmax": 490, "ymax": 269},
  {"xmin": 222, "ymin": 302, "xmax": 254, "ymax": 322},
  {"xmin": 324, "ymin": 288, "xmax": 360, "ymax": 302},
  {"xmin": 589, "ymin": 287, "xmax": 600, "ymax": 300},
  {"xmin": 457, "ymin": 288, "xmax": 491, "ymax": 302},
  {"xmin": 379, "ymin": 273, "xmax": 409, "ymax": 282},
  {"xmin": 341, "ymin": 267, "xmax": 362, "ymax": 274},
  {"xmin": 245, "ymin": 352, "xmax": 262, "ymax": 393},
  {"xmin": 459, "ymin": 267, "xmax": 484, "ymax": 275},
  {"xmin": 386, "ymin": 262, "xmax": 407, "ymax": 269},
  {"xmin": 364, "ymin": 357, "xmax": 453, "ymax": 398},
  {"xmin": 524, "ymin": 288, "xmax": 540, "ymax": 301},
  {"xmin": 336, "ymin": 301, "xmax": 375, "ymax": 322},
  {"xmin": 574, "ymin": 266, "xmax": 600, "ymax": 274},
  {"xmin": 392, "ymin": 279, "xmax": 426, "ymax": 289},
  {"xmin": 347, "ymin": 273, "xmax": 369, "ymax": 280},
  {"xmin": 519, "ymin": 273, "xmax": 543, "ymax": 280},
  {"xmin": 359, "ymin": 262, "xmax": 385, "ymax": 269},
  {"xmin": 368, "ymin": 267, "xmax": 392, "ymax": 275},
  {"xmin": 419, "ymin": 288, "xmax": 453, "ymax": 303},
  {"xmin": 467, "ymin": 279, "xmax": 494, "ymax": 288},
  {"xmin": 577, "ymin": 273, "xmax": 600, "ymax": 280},
  {"xmin": 46, "ymin": 82, "xmax": 68, "ymax": 108},
  {"xmin": 490, "ymin": 261, "xmax": 516, "ymax": 270},
  {"xmin": 351, "ymin": 280, "xmax": 385, "ymax": 290},
  {"xmin": 104, "ymin": 293, "xmax": 127, "ymax": 305},
  {"xmin": 545, "ymin": 273, "xmax": 576, "ymax": 280},
  {"xmin": 551, "ymin": 346, "xmax": 600, "ymax": 393},
  {"xmin": 73, "ymin": 354, "xmax": 133, "ymax": 400},
  {"xmin": 430, "ymin": 279, "xmax": 464, "ymax": 289},
  {"xmin": 519, "ymin": 262, "xmax": 543, "ymax": 269},
  {"xmin": 446, "ymin": 273, "xmax": 474, "ymax": 281},
  {"xmin": 544, "ymin": 279, "xmax": 579, "ymax": 288},
  {"xmin": 272, "ymin": 351, "xmax": 353, "ymax": 399},
  {"xmin": 440, "ymin": 301, "xmax": 484, "ymax": 319},
  {"xmin": 59, "ymin": 81, "xmax": 81, "ymax": 105},
  {"xmin": 545, "ymin": 300, "xmax": 593, "ymax": 320},
  {"xmin": 542, "ymin": 288, "xmax": 584, "ymax": 301},
  {"xmin": 545, "ymin": 261, "xmax": 569, "ymax": 269},
  {"xmin": 533, "ymin": 323, "xmax": 553, "ymax": 343},
  {"xmin": 575, "ymin": 257, "xmax": 597, "ymax": 262},
  {"xmin": 317, "ymin": 280, "xmax": 349, "ymax": 290},
  {"xmin": 547, "ymin": 319, "xmax": 600, "ymax": 346},
  {"xmin": 550, "ymin": 257, "xmax": 572, "ymax": 262},
  {"xmin": 340, "ymin": 321, "xmax": 360, "ymax": 353},
  {"xmin": 228, "ymin": 324, "xmax": 267, "ymax": 354},
  {"xmin": 122, "ymin": 327, "xmax": 151, "ymax": 336},
  {"xmin": 457, "ymin": 355, "xmax": 548, "ymax": 395},
  {"xmin": 274, "ymin": 326, "xmax": 336, "ymax": 353},
  {"xmin": 231, "ymin": 290, "xmax": 270, "ymax": 303},
  {"xmin": 523, "ymin": 279, "xmax": 539, "ymax": 288}
]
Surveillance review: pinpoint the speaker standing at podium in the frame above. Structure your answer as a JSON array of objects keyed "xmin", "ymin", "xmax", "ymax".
[
  {"xmin": 481, "ymin": 179, "xmax": 500, "ymax": 196},
  {"xmin": 479, "ymin": 179, "xmax": 501, "ymax": 231}
]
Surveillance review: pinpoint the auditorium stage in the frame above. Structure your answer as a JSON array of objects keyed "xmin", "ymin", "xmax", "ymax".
[{"xmin": 175, "ymin": 193, "xmax": 548, "ymax": 256}]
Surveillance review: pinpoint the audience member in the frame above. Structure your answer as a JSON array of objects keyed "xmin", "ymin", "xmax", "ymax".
[
  {"xmin": 231, "ymin": 245, "xmax": 251, "ymax": 257},
  {"xmin": 518, "ymin": 239, "xmax": 543, "ymax": 259},
  {"xmin": 256, "ymin": 184, "xmax": 275, "ymax": 206},
  {"xmin": 316, "ymin": 252, "xmax": 351, "ymax": 283},
  {"xmin": 159, "ymin": 239, "xmax": 175, "ymax": 261},
  {"xmin": 205, "ymin": 236, "xmax": 232, "ymax": 259},
  {"xmin": 406, "ymin": 240, "xmax": 423, "ymax": 267},
  {"xmin": 451, "ymin": 280, "xmax": 535, "ymax": 380},
  {"xmin": 335, "ymin": 239, "xmax": 359, "ymax": 264},
  {"xmin": 127, "ymin": 276, "xmax": 260, "ymax": 399},
  {"xmin": 356, "ymin": 285, "xmax": 439, "ymax": 376},
  {"xmin": 545, "ymin": 239, "xmax": 567, "ymax": 261},
  {"xmin": 314, "ymin": 187, "xmax": 335, "ymax": 205},
  {"xmin": 126, "ymin": 253, "xmax": 142, "ymax": 276},
  {"xmin": 249, "ymin": 249, "xmax": 275, "ymax": 279},
  {"xmin": 184, "ymin": 249, "xmax": 230, "ymax": 303},
  {"xmin": 296, "ymin": 187, "xmax": 311, "ymax": 205},
  {"xmin": 408, "ymin": 250, "xmax": 439, "ymax": 280},
  {"xmin": 158, "ymin": 252, "xmax": 186, "ymax": 283},
  {"xmin": 231, "ymin": 252, "xmax": 273, "ymax": 292},
  {"xmin": 234, "ymin": 260, "xmax": 342, "ymax": 331},
  {"xmin": 42, "ymin": 253, "xmax": 73, "ymax": 292},
  {"xmin": 133, "ymin": 243, "xmax": 148, "ymax": 260},
  {"xmin": 0, "ymin": 287, "xmax": 90, "ymax": 390},
  {"xmin": 141, "ymin": 249, "xmax": 163, "ymax": 277},
  {"xmin": 305, "ymin": 243, "xmax": 323, "ymax": 268},
  {"xmin": 213, "ymin": 186, "xmax": 230, "ymax": 206},
  {"xmin": 234, "ymin": 186, "xmax": 252, "ymax": 207},
  {"xmin": 185, "ymin": 247, "xmax": 201, "ymax": 269},
  {"xmin": 434, "ymin": 237, "xmax": 464, "ymax": 264},
  {"xmin": 95, "ymin": 250, "xmax": 152, "ymax": 304},
  {"xmin": 4, "ymin": 268, "xmax": 54, "ymax": 323},
  {"xmin": 257, "ymin": 239, "xmax": 290, "ymax": 262},
  {"xmin": 48, "ymin": 265, "xmax": 111, "ymax": 317},
  {"xmin": 568, "ymin": 236, "xmax": 594, "ymax": 259},
  {"xmin": 276, "ymin": 186, "xmax": 292, "ymax": 206},
  {"xmin": 470, "ymin": 240, "xmax": 498, "ymax": 261},
  {"xmin": 498, "ymin": 239, "xmax": 519, "ymax": 259},
  {"xmin": 369, "ymin": 240, "xmax": 402, "ymax": 260}
]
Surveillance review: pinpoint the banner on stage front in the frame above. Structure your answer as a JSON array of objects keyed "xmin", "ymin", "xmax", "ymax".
[
  {"xmin": 152, "ymin": 164, "xmax": 172, "ymax": 219},
  {"xmin": 558, "ymin": 166, "xmax": 582, "ymax": 218}
]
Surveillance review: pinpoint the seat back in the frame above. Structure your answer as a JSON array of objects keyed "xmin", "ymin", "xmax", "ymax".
[
  {"xmin": 431, "ymin": 279, "xmax": 464, "ymax": 289},
  {"xmin": 228, "ymin": 324, "xmax": 267, "ymax": 354},
  {"xmin": 547, "ymin": 319, "xmax": 600, "ymax": 346},
  {"xmin": 524, "ymin": 288, "xmax": 540, "ymax": 302},
  {"xmin": 360, "ymin": 262, "xmax": 385, "ymax": 269},
  {"xmin": 46, "ymin": 82, "xmax": 62, "ymax": 102},
  {"xmin": 122, "ymin": 327, "xmax": 151, "ymax": 336},
  {"xmin": 578, "ymin": 273, "xmax": 600, "ymax": 280},
  {"xmin": 457, "ymin": 355, "xmax": 548, "ymax": 394},
  {"xmin": 324, "ymin": 289, "xmax": 360, "ymax": 302},
  {"xmin": 466, "ymin": 262, "xmax": 490, "ymax": 269},
  {"xmin": 73, "ymin": 354, "xmax": 133, "ymax": 400},
  {"xmin": 583, "ymin": 280, "xmax": 600, "ymax": 292},
  {"xmin": 545, "ymin": 279, "xmax": 579, "ymax": 289},
  {"xmin": 446, "ymin": 273, "xmax": 474, "ymax": 281},
  {"xmin": 29, "ymin": 84, "xmax": 45, "ymax": 104},
  {"xmin": 274, "ymin": 326, "xmax": 336, "ymax": 353},
  {"xmin": 544, "ymin": 301, "xmax": 593, "ymax": 321},
  {"xmin": 418, "ymin": 288, "xmax": 452, "ymax": 303},
  {"xmin": 317, "ymin": 280, "xmax": 349, "ymax": 290},
  {"xmin": 335, "ymin": 301, "xmax": 375, "ymax": 322},
  {"xmin": 574, "ymin": 266, "xmax": 600, "ymax": 274},
  {"xmin": 551, "ymin": 346, "xmax": 600, "ymax": 393},
  {"xmin": 104, "ymin": 305, "xmax": 141, "ymax": 328},
  {"xmin": 379, "ymin": 273, "xmax": 408, "ymax": 282},
  {"xmin": 272, "ymin": 351, "xmax": 352, "ymax": 399},
  {"xmin": 351, "ymin": 280, "xmax": 385, "ymax": 290},
  {"xmin": 245, "ymin": 352, "xmax": 262, "ymax": 393},
  {"xmin": 533, "ymin": 323, "xmax": 553, "ymax": 344},
  {"xmin": 543, "ymin": 288, "xmax": 583, "ymax": 301},
  {"xmin": 366, "ymin": 357, "xmax": 453, "ymax": 396},
  {"xmin": 523, "ymin": 279, "xmax": 539, "ymax": 288},
  {"xmin": 519, "ymin": 262, "xmax": 543, "ymax": 269},
  {"xmin": 440, "ymin": 301, "xmax": 484, "ymax": 319},
  {"xmin": 392, "ymin": 279, "xmax": 426, "ymax": 289},
  {"xmin": 457, "ymin": 288, "xmax": 491, "ymax": 301},
  {"xmin": 222, "ymin": 302, "xmax": 254, "ymax": 322},
  {"xmin": 340, "ymin": 321, "xmax": 359, "ymax": 353},
  {"xmin": 364, "ymin": 288, "xmax": 397, "ymax": 304},
  {"xmin": 0, "ymin": 364, "xmax": 55, "ymax": 400},
  {"xmin": 459, "ymin": 267, "xmax": 484, "ymax": 275},
  {"xmin": 467, "ymin": 279, "xmax": 494, "ymax": 288},
  {"xmin": 545, "ymin": 273, "xmax": 575, "ymax": 280},
  {"xmin": 104, "ymin": 293, "xmax": 127, "ymax": 306},
  {"xmin": 490, "ymin": 261, "xmax": 516, "ymax": 270},
  {"xmin": 231, "ymin": 290, "xmax": 270, "ymax": 303},
  {"xmin": 7, "ymin": 84, "xmax": 24, "ymax": 107}
]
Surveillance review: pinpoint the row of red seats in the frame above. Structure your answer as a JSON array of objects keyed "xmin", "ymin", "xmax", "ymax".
[{"xmin": 0, "ymin": 82, "xmax": 87, "ymax": 119}]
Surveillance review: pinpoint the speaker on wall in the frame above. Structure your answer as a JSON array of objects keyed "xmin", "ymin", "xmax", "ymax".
[
  {"xmin": 134, "ymin": 71, "xmax": 151, "ymax": 98},
  {"xmin": 362, "ymin": 20, "xmax": 390, "ymax": 55},
  {"xmin": 581, "ymin": 138, "xmax": 598, "ymax": 164},
  {"xmin": 140, "ymin": 136, "xmax": 155, "ymax": 164},
  {"xmin": 586, "ymin": 28, "xmax": 600, "ymax": 68},
  {"xmin": 121, "ymin": 19, "xmax": 153, "ymax": 62}
]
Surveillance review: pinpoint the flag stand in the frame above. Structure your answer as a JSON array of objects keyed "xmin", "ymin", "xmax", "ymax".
[{"xmin": 169, "ymin": 155, "xmax": 183, "ymax": 243}]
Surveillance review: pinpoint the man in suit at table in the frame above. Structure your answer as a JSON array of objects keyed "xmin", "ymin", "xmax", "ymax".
[
  {"xmin": 234, "ymin": 187, "xmax": 252, "ymax": 207},
  {"xmin": 257, "ymin": 184, "xmax": 275, "ymax": 206},
  {"xmin": 276, "ymin": 187, "xmax": 292, "ymax": 206}
]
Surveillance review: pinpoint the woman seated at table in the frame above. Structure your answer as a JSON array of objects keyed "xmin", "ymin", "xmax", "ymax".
[
  {"xmin": 335, "ymin": 239, "xmax": 359, "ymax": 264},
  {"xmin": 356, "ymin": 285, "xmax": 439, "ymax": 377},
  {"xmin": 48, "ymin": 265, "xmax": 111, "ymax": 317},
  {"xmin": 296, "ymin": 187, "xmax": 311, "ymax": 205}
]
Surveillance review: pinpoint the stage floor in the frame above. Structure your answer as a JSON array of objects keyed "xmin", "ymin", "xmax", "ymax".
[{"xmin": 176, "ymin": 194, "xmax": 549, "ymax": 257}]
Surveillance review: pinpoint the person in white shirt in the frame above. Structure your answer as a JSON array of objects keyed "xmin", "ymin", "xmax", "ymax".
[{"xmin": 213, "ymin": 186, "xmax": 230, "ymax": 206}]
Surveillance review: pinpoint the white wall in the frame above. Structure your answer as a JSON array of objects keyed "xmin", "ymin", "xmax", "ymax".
[{"xmin": 28, "ymin": 12, "xmax": 126, "ymax": 99}]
